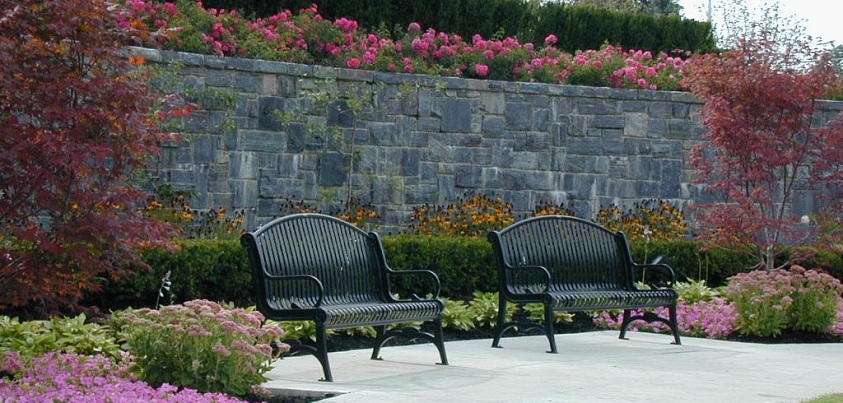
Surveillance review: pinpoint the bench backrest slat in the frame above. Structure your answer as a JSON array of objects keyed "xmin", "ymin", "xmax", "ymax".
[
  {"xmin": 491, "ymin": 215, "xmax": 630, "ymax": 292},
  {"xmin": 244, "ymin": 214, "xmax": 383, "ymax": 309}
]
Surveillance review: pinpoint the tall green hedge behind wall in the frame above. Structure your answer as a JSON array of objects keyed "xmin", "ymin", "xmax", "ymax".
[
  {"xmin": 199, "ymin": 0, "xmax": 716, "ymax": 54},
  {"xmin": 83, "ymin": 236, "xmax": 843, "ymax": 311}
]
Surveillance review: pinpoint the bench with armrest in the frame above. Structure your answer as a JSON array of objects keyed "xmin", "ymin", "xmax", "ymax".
[
  {"xmin": 241, "ymin": 213, "xmax": 448, "ymax": 381},
  {"xmin": 487, "ymin": 215, "xmax": 681, "ymax": 353}
]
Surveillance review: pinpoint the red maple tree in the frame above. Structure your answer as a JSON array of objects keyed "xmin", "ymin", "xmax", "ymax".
[
  {"xmin": 684, "ymin": 30, "xmax": 843, "ymax": 270},
  {"xmin": 0, "ymin": 0, "xmax": 179, "ymax": 316}
]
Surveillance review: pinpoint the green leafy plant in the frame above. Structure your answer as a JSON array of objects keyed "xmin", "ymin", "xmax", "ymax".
[
  {"xmin": 524, "ymin": 303, "xmax": 574, "ymax": 325},
  {"xmin": 674, "ymin": 279, "xmax": 721, "ymax": 304},
  {"xmin": 467, "ymin": 291, "xmax": 510, "ymax": 328},
  {"xmin": 441, "ymin": 297, "xmax": 476, "ymax": 331},
  {"xmin": 111, "ymin": 299, "xmax": 287, "ymax": 397},
  {"xmin": 0, "ymin": 314, "xmax": 123, "ymax": 362},
  {"xmin": 266, "ymin": 320, "xmax": 323, "ymax": 342}
]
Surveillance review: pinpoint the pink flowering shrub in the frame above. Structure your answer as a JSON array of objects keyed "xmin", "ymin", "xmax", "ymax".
[
  {"xmin": 0, "ymin": 350, "xmax": 248, "ymax": 402},
  {"xmin": 119, "ymin": 1, "xmax": 693, "ymax": 90},
  {"xmin": 111, "ymin": 299, "xmax": 287, "ymax": 397},
  {"xmin": 592, "ymin": 299, "xmax": 739, "ymax": 340},
  {"xmin": 726, "ymin": 266, "xmax": 843, "ymax": 336},
  {"xmin": 829, "ymin": 302, "xmax": 843, "ymax": 336}
]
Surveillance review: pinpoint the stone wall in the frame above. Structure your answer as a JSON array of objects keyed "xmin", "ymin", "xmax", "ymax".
[{"xmin": 134, "ymin": 48, "xmax": 843, "ymax": 233}]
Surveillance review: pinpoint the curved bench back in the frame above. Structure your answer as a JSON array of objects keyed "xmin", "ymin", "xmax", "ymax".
[
  {"xmin": 242, "ymin": 213, "xmax": 384, "ymax": 311},
  {"xmin": 489, "ymin": 215, "xmax": 632, "ymax": 293}
]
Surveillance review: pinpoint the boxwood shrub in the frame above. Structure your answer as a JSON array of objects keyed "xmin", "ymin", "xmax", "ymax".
[{"xmin": 85, "ymin": 236, "xmax": 843, "ymax": 310}]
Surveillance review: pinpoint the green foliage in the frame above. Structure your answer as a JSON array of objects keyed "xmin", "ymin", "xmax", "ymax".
[
  {"xmin": 0, "ymin": 314, "xmax": 123, "ymax": 362},
  {"xmin": 441, "ymin": 297, "xmax": 476, "ymax": 331},
  {"xmin": 524, "ymin": 303, "xmax": 575, "ymax": 325},
  {"xmin": 673, "ymin": 279, "xmax": 721, "ymax": 304},
  {"xmin": 382, "ymin": 234, "xmax": 497, "ymax": 298},
  {"xmin": 85, "ymin": 239, "xmax": 252, "ymax": 311},
  {"xmin": 267, "ymin": 320, "xmax": 322, "ymax": 342},
  {"xmin": 467, "ymin": 291, "xmax": 509, "ymax": 328},
  {"xmin": 112, "ymin": 300, "xmax": 286, "ymax": 397},
  {"xmin": 628, "ymin": 240, "xmax": 756, "ymax": 287},
  {"xmin": 333, "ymin": 326, "xmax": 378, "ymax": 338}
]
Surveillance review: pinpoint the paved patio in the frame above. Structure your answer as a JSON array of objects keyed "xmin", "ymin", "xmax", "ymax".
[{"xmin": 262, "ymin": 330, "xmax": 842, "ymax": 402}]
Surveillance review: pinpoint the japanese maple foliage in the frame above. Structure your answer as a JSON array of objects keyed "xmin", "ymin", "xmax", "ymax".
[
  {"xmin": 0, "ymin": 0, "xmax": 178, "ymax": 315},
  {"xmin": 684, "ymin": 31, "xmax": 843, "ymax": 270}
]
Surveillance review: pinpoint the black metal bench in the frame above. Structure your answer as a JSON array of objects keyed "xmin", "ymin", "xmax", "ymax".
[
  {"xmin": 241, "ymin": 213, "xmax": 448, "ymax": 381},
  {"xmin": 487, "ymin": 215, "xmax": 681, "ymax": 353}
]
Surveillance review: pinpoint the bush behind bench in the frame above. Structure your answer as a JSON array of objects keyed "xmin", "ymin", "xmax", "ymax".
[{"xmin": 84, "ymin": 237, "xmax": 843, "ymax": 311}]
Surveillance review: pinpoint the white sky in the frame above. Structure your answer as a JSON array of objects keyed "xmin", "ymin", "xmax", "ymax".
[{"xmin": 677, "ymin": 0, "xmax": 843, "ymax": 46}]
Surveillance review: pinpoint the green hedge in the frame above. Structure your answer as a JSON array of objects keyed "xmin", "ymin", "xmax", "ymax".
[
  {"xmin": 84, "ymin": 239, "xmax": 252, "ymax": 311},
  {"xmin": 85, "ymin": 236, "xmax": 843, "ymax": 311}
]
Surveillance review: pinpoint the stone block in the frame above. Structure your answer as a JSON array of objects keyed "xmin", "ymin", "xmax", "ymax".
[
  {"xmin": 257, "ymin": 97, "xmax": 287, "ymax": 130},
  {"xmin": 240, "ymin": 130, "xmax": 284, "ymax": 153},
  {"xmin": 442, "ymin": 98, "xmax": 472, "ymax": 132},
  {"xmin": 504, "ymin": 103, "xmax": 532, "ymax": 130},
  {"xmin": 318, "ymin": 153, "xmax": 346, "ymax": 186}
]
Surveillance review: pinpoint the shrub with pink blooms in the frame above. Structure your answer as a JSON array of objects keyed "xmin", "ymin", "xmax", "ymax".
[
  {"xmin": 594, "ymin": 267, "xmax": 843, "ymax": 340},
  {"xmin": 725, "ymin": 265, "xmax": 843, "ymax": 337},
  {"xmin": 0, "ymin": 350, "xmax": 249, "ymax": 402},
  {"xmin": 591, "ymin": 299, "xmax": 739, "ymax": 340},
  {"xmin": 111, "ymin": 299, "xmax": 288, "ymax": 397},
  {"xmin": 119, "ymin": 0, "xmax": 693, "ymax": 90}
]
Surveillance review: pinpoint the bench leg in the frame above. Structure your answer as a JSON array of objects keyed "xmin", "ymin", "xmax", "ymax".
[
  {"xmin": 371, "ymin": 325, "xmax": 387, "ymax": 360},
  {"xmin": 370, "ymin": 321, "xmax": 448, "ymax": 366},
  {"xmin": 668, "ymin": 304, "xmax": 682, "ymax": 345},
  {"xmin": 315, "ymin": 322, "xmax": 333, "ymax": 382},
  {"xmin": 491, "ymin": 294, "xmax": 508, "ymax": 348},
  {"xmin": 543, "ymin": 304, "xmax": 558, "ymax": 354},
  {"xmin": 619, "ymin": 307, "xmax": 682, "ymax": 345},
  {"xmin": 432, "ymin": 317, "xmax": 449, "ymax": 366}
]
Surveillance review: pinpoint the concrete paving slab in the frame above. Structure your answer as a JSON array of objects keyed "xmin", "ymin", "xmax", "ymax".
[{"xmin": 262, "ymin": 330, "xmax": 843, "ymax": 403}]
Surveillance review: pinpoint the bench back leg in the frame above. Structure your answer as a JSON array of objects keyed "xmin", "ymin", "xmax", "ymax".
[
  {"xmin": 315, "ymin": 322, "xmax": 333, "ymax": 382},
  {"xmin": 543, "ymin": 303, "xmax": 558, "ymax": 354},
  {"xmin": 432, "ymin": 317, "xmax": 449, "ymax": 365},
  {"xmin": 370, "ymin": 320, "xmax": 449, "ymax": 366},
  {"xmin": 618, "ymin": 307, "xmax": 682, "ymax": 345},
  {"xmin": 491, "ymin": 294, "xmax": 509, "ymax": 349}
]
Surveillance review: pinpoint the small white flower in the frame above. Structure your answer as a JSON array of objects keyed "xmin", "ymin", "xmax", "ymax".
[{"xmin": 800, "ymin": 215, "xmax": 810, "ymax": 225}]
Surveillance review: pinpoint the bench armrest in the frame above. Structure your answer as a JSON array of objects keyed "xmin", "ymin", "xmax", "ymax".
[
  {"xmin": 263, "ymin": 273, "xmax": 325, "ymax": 308},
  {"xmin": 503, "ymin": 264, "xmax": 551, "ymax": 294},
  {"xmin": 631, "ymin": 263, "xmax": 677, "ymax": 289},
  {"xmin": 386, "ymin": 269, "xmax": 442, "ymax": 301}
]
